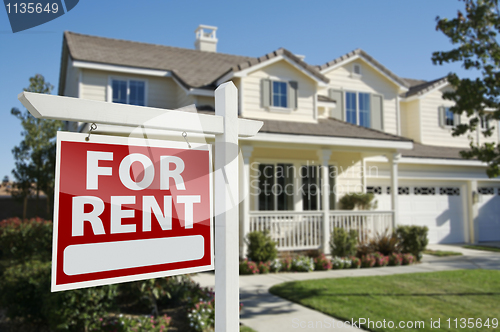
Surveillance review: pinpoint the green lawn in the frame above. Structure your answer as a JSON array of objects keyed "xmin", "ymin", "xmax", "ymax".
[
  {"xmin": 423, "ymin": 249, "xmax": 462, "ymax": 257},
  {"xmin": 240, "ymin": 326, "xmax": 257, "ymax": 332},
  {"xmin": 270, "ymin": 270, "xmax": 500, "ymax": 332},
  {"xmin": 463, "ymin": 245, "xmax": 500, "ymax": 253}
]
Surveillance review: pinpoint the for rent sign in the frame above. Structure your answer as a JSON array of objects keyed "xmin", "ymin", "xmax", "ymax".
[{"xmin": 52, "ymin": 132, "xmax": 213, "ymax": 292}]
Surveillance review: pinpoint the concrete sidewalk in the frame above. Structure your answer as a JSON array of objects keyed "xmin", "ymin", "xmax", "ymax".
[{"xmin": 192, "ymin": 245, "xmax": 500, "ymax": 332}]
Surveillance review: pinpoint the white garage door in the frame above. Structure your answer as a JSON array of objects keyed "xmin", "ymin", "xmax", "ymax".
[
  {"xmin": 368, "ymin": 183, "xmax": 466, "ymax": 244},
  {"xmin": 477, "ymin": 186, "xmax": 500, "ymax": 242}
]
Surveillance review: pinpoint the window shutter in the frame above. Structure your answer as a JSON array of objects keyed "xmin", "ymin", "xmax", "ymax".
[
  {"xmin": 328, "ymin": 89, "xmax": 344, "ymax": 120},
  {"xmin": 438, "ymin": 106, "xmax": 445, "ymax": 128},
  {"xmin": 261, "ymin": 79, "xmax": 271, "ymax": 108},
  {"xmin": 288, "ymin": 81, "xmax": 298, "ymax": 109},
  {"xmin": 454, "ymin": 113, "xmax": 461, "ymax": 127},
  {"xmin": 370, "ymin": 94, "xmax": 384, "ymax": 131}
]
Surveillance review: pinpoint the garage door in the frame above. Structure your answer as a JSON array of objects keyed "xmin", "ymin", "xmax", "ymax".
[
  {"xmin": 477, "ymin": 186, "xmax": 500, "ymax": 242},
  {"xmin": 368, "ymin": 183, "xmax": 466, "ymax": 244}
]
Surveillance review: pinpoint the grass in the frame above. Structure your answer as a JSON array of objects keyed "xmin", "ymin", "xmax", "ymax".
[
  {"xmin": 463, "ymin": 245, "xmax": 500, "ymax": 253},
  {"xmin": 240, "ymin": 326, "xmax": 257, "ymax": 332},
  {"xmin": 423, "ymin": 249, "xmax": 462, "ymax": 257},
  {"xmin": 270, "ymin": 270, "xmax": 500, "ymax": 332}
]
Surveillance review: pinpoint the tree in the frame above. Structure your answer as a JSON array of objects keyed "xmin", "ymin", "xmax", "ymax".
[
  {"xmin": 432, "ymin": 0, "xmax": 500, "ymax": 177},
  {"xmin": 11, "ymin": 74, "xmax": 63, "ymax": 219}
]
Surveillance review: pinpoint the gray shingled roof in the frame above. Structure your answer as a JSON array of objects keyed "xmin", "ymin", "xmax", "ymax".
[
  {"xmin": 257, "ymin": 117, "xmax": 412, "ymax": 142},
  {"xmin": 403, "ymin": 77, "xmax": 448, "ymax": 98},
  {"xmin": 400, "ymin": 142, "xmax": 469, "ymax": 160},
  {"xmin": 316, "ymin": 49, "xmax": 409, "ymax": 88},
  {"xmin": 60, "ymin": 31, "xmax": 328, "ymax": 93}
]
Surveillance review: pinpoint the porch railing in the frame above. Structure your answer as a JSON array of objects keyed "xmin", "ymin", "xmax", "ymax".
[
  {"xmin": 329, "ymin": 211, "xmax": 394, "ymax": 243},
  {"xmin": 248, "ymin": 211, "xmax": 394, "ymax": 251},
  {"xmin": 249, "ymin": 211, "xmax": 323, "ymax": 250}
]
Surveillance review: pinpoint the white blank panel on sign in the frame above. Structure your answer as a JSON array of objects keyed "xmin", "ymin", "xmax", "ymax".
[{"xmin": 63, "ymin": 235, "xmax": 204, "ymax": 276}]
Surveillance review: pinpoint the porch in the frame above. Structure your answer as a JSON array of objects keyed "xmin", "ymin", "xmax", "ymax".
[{"xmin": 239, "ymin": 144, "xmax": 404, "ymax": 257}]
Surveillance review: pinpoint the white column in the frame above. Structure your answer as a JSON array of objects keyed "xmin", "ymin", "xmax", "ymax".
[
  {"xmin": 240, "ymin": 145, "xmax": 253, "ymax": 259},
  {"xmin": 389, "ymin": 153, "xmax": 400, "ymax": 229},
  {"xmin": 214, "ymin": 82, "xmax": 239, "ymax": 332},
  {"xmin": 318, "ymin": 149, "xmax": 332, "ymax": 254}
]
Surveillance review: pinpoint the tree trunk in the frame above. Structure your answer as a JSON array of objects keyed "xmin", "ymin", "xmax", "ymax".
[{"xmin": 23, "ymin": 195, "xmax": 28, "ymax": 220}]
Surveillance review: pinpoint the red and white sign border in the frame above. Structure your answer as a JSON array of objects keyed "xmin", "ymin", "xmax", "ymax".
[{"xmin": 51, "ymin": 132, "xmax": 214, "ymax": 292}]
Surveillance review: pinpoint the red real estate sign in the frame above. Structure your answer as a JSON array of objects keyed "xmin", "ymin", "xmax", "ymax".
[{"xmin": 52, "ymin": 132, "xmax": 213, "ymax": 292}]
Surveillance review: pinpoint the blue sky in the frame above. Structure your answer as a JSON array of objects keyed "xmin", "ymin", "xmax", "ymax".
[{"xmin": 0, "ymin": 0, "xmax": 467, "ymax": 180}]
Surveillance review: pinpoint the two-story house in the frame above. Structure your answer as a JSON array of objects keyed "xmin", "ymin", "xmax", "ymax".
[{"xmin": 58, "ymin": 26, "xmax": 500, "ymax": 257}]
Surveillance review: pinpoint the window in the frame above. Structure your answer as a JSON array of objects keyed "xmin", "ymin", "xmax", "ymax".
[
  {"xmin": 272, "ymin": 81, "xmax": 288, "ymax": 108},
  {"xmin": 480, "ymin": 115, "xmax": 490, "ymax": 129},
  {"xmin": 353, "ymin": 64, "xmax": 362, "ymax": 76},
  {"xmin": 445, "ymin": 107, "xmax": 455, "ymax": 126},
  {"xmin": 111, "ymin": 79, "xmax": 146, "ymax": 106},
  {"xmin": 439, "ymin": 106, "xmax": 460, "ymax": 128},
  {"xmin": 301, "ymin": 165, "xmax": 319, "ymax": 211},
  {"xmin": 345, "ymin": 92, "xmax": 371, "ymax": 128},
  {"xmin": 258, "ymin": 163, "xmax": 294, "ymax": 211},
  {"xmin": 261, "ymin": 79, "xmax": 298, "ymax": 110}
]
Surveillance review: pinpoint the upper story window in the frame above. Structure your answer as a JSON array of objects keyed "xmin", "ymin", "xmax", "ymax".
[
  {"xmin": 328, "ymin": 89, "xmax": 383, "ymax": 131},
  {"xmin": 111, "ymin": 78, "xmax": 146, "ymax": 106},
  {"xmin": 345, "ymin": 91, "xmax": 372, "ymax": 128},
  {"xmin": 352, "ymin": 64, "xmax": 362, "ymax": 77},
  {"xmin": 480, "ymin": 114, "xmax": 490, "ymax": 129},
  {"xmin": 438, "ymin": 106, "xmax": 460, "ymax": 128},
  {"xmin": 261, "ymin": 79, "xmax": 298, "ymax": 111},
  {"xmin": 272, "ymin": 81, "xmax": 288, "ymax": 108}
]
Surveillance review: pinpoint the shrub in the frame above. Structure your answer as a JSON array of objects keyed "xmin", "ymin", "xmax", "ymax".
[
  {"xmin": 388, "ymin": 253, "xmax": 403, "ymax": 266},
  {"xmin": 343, "ymin": 257, "xmax": 352, "ymax": 268},
  {"xmin": 280, "ymin": 257, "xmax": 293, "ymax": 272},
  {"xmin": 350, "ymin": 256, "xmax": 361, "ymax": 268},
  {"xmin": 269, "ymin": 258, "xmax": 282, "ymax": 273},
  {"xmin": 356, "ymin": 240, "xmax": 376, "ymax": 257},
  {"xmin": 396, "ymin": 225, "xmax": 429, "ymax": 261},
  {"xmin": 187, "ymin": 297, "xmax": 214, "ymax": 332},
  {"xmin": 338, "ymin": 193, "xmax": 378, "ymax": 210},
  {"xmin": 0, "ymin": 217, "xmax": 52, "ymax": 262},
  {"xmin": 258, "ymin": 261, "xmax": 271, "ymax": 274},
  {"xmin": 0, "ymin": 260, "xmax": 118, "ymax": 331},
  {"xmin": 314, "ymin": 253, "xmax": 332, "ymax": 271},
  {"xmin": 373, "ymin": 229, "xmax": 401, "ymax": 256},
  {"xmin": 373, "ymin": 252, "xmax": 389, "ymax": 267},
  {"xmin": 291, "ymin": 256, "xmax": 314, "ymax": 272},
  {"xmin": 246, "ymin": 231, "xmax": 278, "ymax": 262},
  {"xmin": 402, "ymin": 253, "xmax": 415, "ymax": 265},
  {"xmin": 331, "ymin": 256, "xmax": 345, "ymax": 269},
  {"xmin": 92, "ymin": 314, "xmax": 172, "ymax": 332},
  {"xmin": 361, "ymin": 254, "xmax": 376, "ymax": 268},
  {"xmin": 330, "ymin": 227, "xmax": 358, "ymax": 257},
  {"xmin": 239, "ymin": 259, "xmax": 259, "ymax": 275}
]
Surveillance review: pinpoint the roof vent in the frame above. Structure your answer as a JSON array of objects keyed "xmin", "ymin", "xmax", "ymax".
[
  {"xmin": 195, "ymin": 25, "xmax": 218, "ymax": 52},
  {"xmin": 295, "ymin": 54, "xmax": 306, "ymax": 61}
]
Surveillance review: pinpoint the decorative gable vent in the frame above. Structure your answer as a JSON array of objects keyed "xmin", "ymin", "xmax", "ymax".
[{"xmin": 353, "ymin": 63, "xmax": 362, "ymax": 76}]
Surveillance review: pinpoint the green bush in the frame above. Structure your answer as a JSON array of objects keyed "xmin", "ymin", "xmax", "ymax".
[
  {"xmin": 338, "ymin": 193, "xmax": 377, "ymax": 210},
  {"xmin": 0, "ymin": 217, "xmax": 52, "ymax": 262},
  {"xmin": 396, "ymin": 225, "xmax": 429, "ymax": 261},
  {"xmin": 0, "ymin": 260, "xmax": 118, "ymax": 331},
  {"xmin": 246, "ymin": 230, "xmax": 277, "ymax": 262},
  {"xmin": 330, "ymin": 227, "xmax": 358, "ymax": 257}
]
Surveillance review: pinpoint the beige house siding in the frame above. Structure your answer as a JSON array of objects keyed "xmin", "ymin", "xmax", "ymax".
[
  {"xmin": 321, "ymin": 59, "xmax": 400, "ymax": 135},
  {"xmin": 80, "ymin": 69, "xmax": 179, "ymax": 109},
  {"xmin": 241, "ymin": 60, "xmax": 317, "ymax": 123},
  {"xmin": 176, "ymin": 85, "xmax": 196, "ymax": 109},
  {"xmin": 420, "ymin": 88, "xmax": 499, "ymax": 147},
  {"xmin": 400, "ymin": 99, "xmax": 421, "ymax": 142},
  {"xmin": 63, "ymin": 62, "xmax": 79, "ymax": 98},
  {"xmin": 196, "ymin": 96, "xmax": 215, "ymax": 109}
]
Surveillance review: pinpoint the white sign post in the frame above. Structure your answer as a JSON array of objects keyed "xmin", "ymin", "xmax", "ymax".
[{"xmin": 19, "ymin": 82, "xmax": 262, "ymax": 332}]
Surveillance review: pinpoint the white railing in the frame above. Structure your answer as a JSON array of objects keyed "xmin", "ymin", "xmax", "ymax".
[
  {"xmin": 249, "ymin": 211, "xmax": 323, "ymax": 250},
  {"xmin": 329, "ymin": 211, "xmax": 394, "ymax": 242},
  {"xmin": 248, "ymin": 211, "xmax": 394, "ymax": 251}
]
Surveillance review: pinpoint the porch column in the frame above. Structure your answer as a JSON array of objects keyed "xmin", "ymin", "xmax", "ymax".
[
  {"xmin": 389, "ymin": 153, "xmax": 400, "ymax": 229},
  {"xmin": 318, "ymin": 149, "xmax": 332, "ymax": 254},
  {"xmin": 240, "ymin": 145, "xmax": 254, "ymax": 259},
  {"xmin": 467, "ymin": 180, "xmax": 479, "ymax": 244}
]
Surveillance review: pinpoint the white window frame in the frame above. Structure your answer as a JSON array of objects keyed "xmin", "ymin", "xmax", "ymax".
[
  {"xmin": 345, "ymin": 91, "xmax": 371, "ymax": 128},
  {"xmin": 271, "ymin": 80, "xmax": 289, "ymax": 109},
  {"xmin": 444, "ymin": 107, "xmax": 455, "ymax": 128},
  {"xmin": 107, "ymin": 76, "xmax": 148, "ymax": 106}
]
